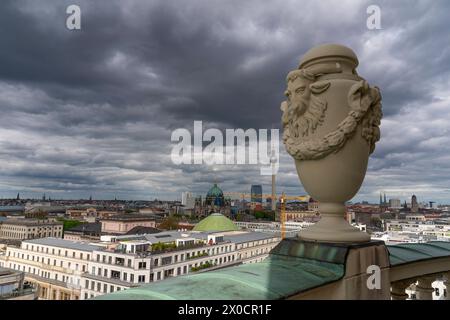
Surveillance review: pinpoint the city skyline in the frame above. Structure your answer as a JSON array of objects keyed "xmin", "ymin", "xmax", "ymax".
[{"xmin": 1, "ymin": 1, "xmax": 450, "ymax": 203}]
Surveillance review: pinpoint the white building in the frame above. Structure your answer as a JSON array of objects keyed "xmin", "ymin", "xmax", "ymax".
[
  {"xmin": 0, "ymin": 214, "xmax": 280, "ymax": 300},
  {"xmin": 384, "ymin": 220, "xmax": 450, "ymax": 242},
  {"xmin": 0, "ymin": 238, "xmax": 101, "ymax": 300},
  {"xmin": 389, "ymin": 199, "xmax": 402, "ymax": 209},
  {"xmin": 81, "ymin": 229, "xmax": 279, "ymax": 299},
  {"xmin": 181, "ymin": 192, "xmax": 195, "ymax": 209}
]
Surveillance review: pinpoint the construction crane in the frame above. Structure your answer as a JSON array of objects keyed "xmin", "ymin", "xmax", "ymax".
[{"xmin": 224, "ymin": 192, "xmax": 310, "ymax": 239}]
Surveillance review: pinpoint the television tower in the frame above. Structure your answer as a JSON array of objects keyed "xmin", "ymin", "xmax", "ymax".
[{"xmin": 270, "ymin": 143, "xmax": 277, "ymax": 211}]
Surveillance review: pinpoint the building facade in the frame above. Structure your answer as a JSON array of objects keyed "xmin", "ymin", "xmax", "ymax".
[
  {"xmin": 250, "ymin": 185, "xmax": 263, "ymax": 204},
  {"xmin": 0, "ymin": 219, "xmax": 63, "ymax": 241},
  {"xmin": 0, "ymin": 238, "xmax": 101, "ymax": 300},
  {"xmin": 100, "ymin": 215, "xmax": 157, "ymax": 234}
]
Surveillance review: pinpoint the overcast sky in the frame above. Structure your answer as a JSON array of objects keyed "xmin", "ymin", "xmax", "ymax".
[{"xmin": 0, "ymin": 0, "xmax": 449, "ymax": 203}]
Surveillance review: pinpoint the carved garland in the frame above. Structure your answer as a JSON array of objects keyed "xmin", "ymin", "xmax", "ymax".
[{"xmin": 283, "ymin": 80, "xmax": 382, "ymax": 161}]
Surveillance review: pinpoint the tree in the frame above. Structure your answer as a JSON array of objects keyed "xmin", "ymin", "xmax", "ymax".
[{"xmin": 158, "ymin": 216, "xmax": 179, "ymax": 230}]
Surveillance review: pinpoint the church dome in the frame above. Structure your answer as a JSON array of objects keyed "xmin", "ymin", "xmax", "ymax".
[
  {"xmin": 206, "ymin": 183, "xmax": 223, "ymax": 198},
  {"xmin": 205, "ymin": 183, "xmax": 225, "ymax": 206},
  {"xmin": 193, "ymin": 213, "xmax": 238, "ymax": 232}
]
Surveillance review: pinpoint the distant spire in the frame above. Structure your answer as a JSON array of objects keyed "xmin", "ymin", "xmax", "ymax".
[
  {"xmin": 16, "ymin": 193, "xmax": 20, "ymax": 200},
  {"xmin": 384, "ymin": 193, "xmax": 387, "ymax": 204},
  {"xmin": 379, "ymin": 193, "xmax": 382, "ymax": 205},
  {"xmin": 89, "ymin": 195, "xmax": 92, "ymax": 201}
]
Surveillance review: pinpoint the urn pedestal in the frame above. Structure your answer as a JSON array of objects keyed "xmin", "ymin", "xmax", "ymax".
[{"xmin": 281, "ymin": 44, "xmax": 382, "ymax": 243}]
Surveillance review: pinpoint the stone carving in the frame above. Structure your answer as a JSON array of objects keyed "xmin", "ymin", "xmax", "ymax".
[
  {"xmin": 281, "ymin": 44, "xmax": 383, "ymax": 243},
  {"xmin": 281, "ymin": 69, "xmax": 382, "ymax": 161}
]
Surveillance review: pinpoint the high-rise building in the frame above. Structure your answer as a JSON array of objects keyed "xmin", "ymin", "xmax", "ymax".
[
  {"xmin": 250, "ymin": 185, "xmax": 263, "ymax": 204},
  {"xmin": 411, "ymin": 195, "xmax": 419, "ymax": 213},
  {"xmin": 181, "ymin": 192, "xmax": 195, "ymax": 209},
  {"xmin": 389, "ymin": 199, "xmax": 401, "ymax": 209}
]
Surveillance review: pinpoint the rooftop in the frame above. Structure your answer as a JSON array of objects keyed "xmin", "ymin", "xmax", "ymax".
[
  {"xmin": 23, "ymin": 237, "xmax": 103, "ymax": 252},
  {"xmin": 125, "ymin": 226, "xmax": 161, "ymax": 235},
  {"xmin": 95, "ymin": 239, "xmax": 346, "ymax": 300},
  {"xmin": 193, "ymin": 213, "xmax": 239, "ymax": 232},
  {"xmin": 1, "ymin": 219, "xmax": 62, "ymax": 226},
  {"xmin": 66, "ymin": 222, "xmax": 101, "ymax": 234},
  {"xmin": 95, "ymin": 240, "xmax": 450, "ymax": 300},
  {"xmin": 100, "ymin": 214, "xmax": 157, "ymax": 221}
]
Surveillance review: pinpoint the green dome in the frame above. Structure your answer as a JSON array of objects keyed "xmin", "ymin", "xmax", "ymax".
[
  {"xmin": 193, "ymin": 213, "xmax": 238, "ymax": 232},
  {"xmin": 206, "ymin": 183, "xmax": 223, "ymax": 197}
]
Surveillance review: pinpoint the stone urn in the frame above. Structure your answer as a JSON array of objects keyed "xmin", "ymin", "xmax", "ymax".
[{"xmin": 281, "ymin": 44, "xmax": 382, "ymax": 243}]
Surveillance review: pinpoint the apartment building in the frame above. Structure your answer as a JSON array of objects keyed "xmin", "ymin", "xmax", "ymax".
[
  {"xmin": 82, "ymin": 230, "xmax": 280, "ymax": 299},
  {"xmin": 0, "ymin": 214, "xmax": 281, "ymax": 300},
  {"xmin": 0, "ymin": 238, "xmax": 102, "ymax": 300}
]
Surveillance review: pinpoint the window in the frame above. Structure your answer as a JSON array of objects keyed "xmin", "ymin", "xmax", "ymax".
[
  {"xmin": 123, "ymin": 272, "xmax": 127, "ymax": 281},
  {"xmin": 85, "ymin": 280, "xmax": 89, "ymax": 288},
  {"xmin": 138, "ymin": 275, "xmax": 145, "ymax": 283},
  {"xmin": 90, "ymin": 281, "xmax": 94, "ymax": 290},
  {"xmin": 127, "ymin": 259, "xmax": 131, "ymax": 267},
  {"xmin": 138, "ymin": 262, "xmax": 146, "ymax": 269},
  {"xmin": 97, "ymin": 283, "xmax": 101, "ymax": 292},
  {"xmin": 162, "ymin": 257, "xmax": 172, "ymax": 265},
  {"xmin": 103, "ymin": 284, "xmax": 107, "ymax": 293},
  {"xmin": 110, "ymin": 285, "xmax": 114, "ymax": 293},
  {"xmin": 130, "ymin": 274, "xmax": 134, "ymax": 282}
]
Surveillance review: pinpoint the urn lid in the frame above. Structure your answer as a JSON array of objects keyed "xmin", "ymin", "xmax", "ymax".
[{"xmin": 299, "ymin": 44, "xmax": 359, "ymax": 72}]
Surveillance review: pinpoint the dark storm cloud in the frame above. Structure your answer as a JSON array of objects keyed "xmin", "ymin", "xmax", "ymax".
[{"xmin": 0, "ymin": 0, "xmax": 450, "ymax": 202}]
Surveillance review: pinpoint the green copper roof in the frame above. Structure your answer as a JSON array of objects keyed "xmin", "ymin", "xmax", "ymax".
[
  {"xmin": 95, "ymin": 240, "xmax": 450, "ymax": 300},
  {"xmin": 206, "ymin": 183, "xmax": 223, "ymax": 197},
  {"xmin": 192, "ymin": 213, "xmax": 239, "ymax": 232},
  {"xmin": 95, "ymin": 239, "xmax": 347, "ymax": 300},
  {"xmin": 387, "ymin": 241, "xmax": 450, "ymax": 266}
]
